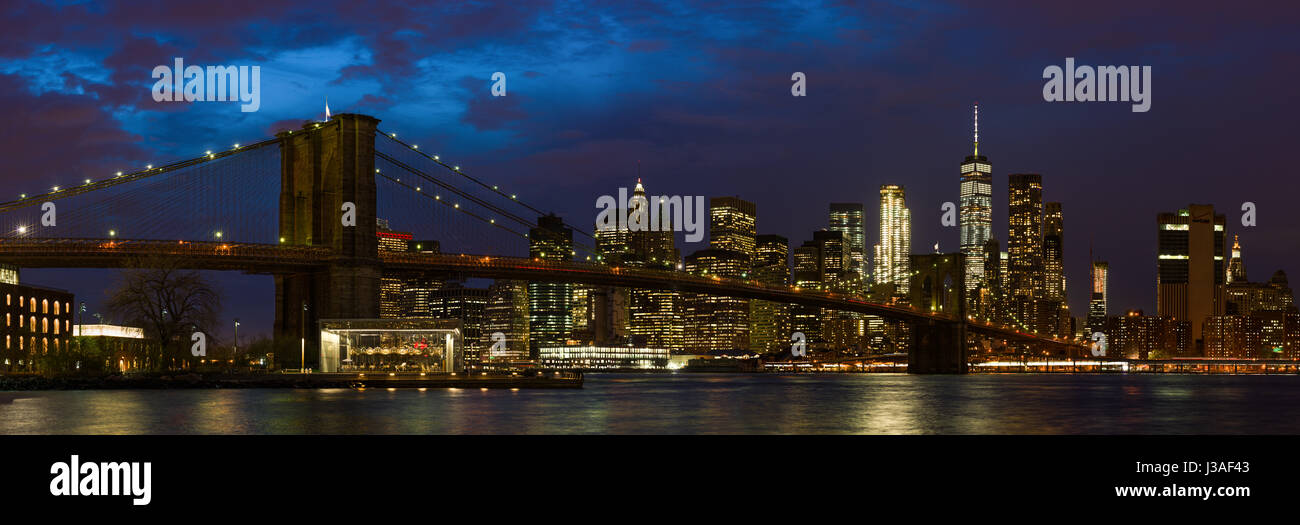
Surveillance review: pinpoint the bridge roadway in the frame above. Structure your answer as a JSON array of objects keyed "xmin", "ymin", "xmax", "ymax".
[{"xmin": 0, "ymin": 238, "xmax": 1082, "ymax": 349}]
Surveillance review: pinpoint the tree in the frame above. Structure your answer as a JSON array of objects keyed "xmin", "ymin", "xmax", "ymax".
[{"xmin": 106, "ymin": 255, "xmax": 221, "ymax": 371}]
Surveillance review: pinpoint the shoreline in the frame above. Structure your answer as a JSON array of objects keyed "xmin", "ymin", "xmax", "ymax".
[{"xmin": 0, "ymin": 372, "xmax": 583, "ymax": 390}]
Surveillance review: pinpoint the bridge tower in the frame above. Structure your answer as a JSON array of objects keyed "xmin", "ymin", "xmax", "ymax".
[
  {"xmin": 273, "ymin": 114, "xmax": 382, "ymax": 368},
  {"xmin": 908, "ymin": 252, "xmax": 968, "ymax": 373}
]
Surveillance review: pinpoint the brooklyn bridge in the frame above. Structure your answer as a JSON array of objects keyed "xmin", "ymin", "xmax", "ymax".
[{"xmin": 0, "ymin": 113, "xmax": 1085, "ymax": 373}]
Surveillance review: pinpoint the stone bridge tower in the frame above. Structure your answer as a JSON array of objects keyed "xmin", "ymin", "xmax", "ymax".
[
  {"xmin": 908, "ymin": 252, "xmax": 968, "ymax": 373},
  {"xmin": 273, "ymin": 113, "xmax": 381, "ymax": 368}
]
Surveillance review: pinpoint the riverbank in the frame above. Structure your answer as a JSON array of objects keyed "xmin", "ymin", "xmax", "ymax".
[{"xmin": 0, "ymin": 371, "xmax": 583, "ymax": 390}]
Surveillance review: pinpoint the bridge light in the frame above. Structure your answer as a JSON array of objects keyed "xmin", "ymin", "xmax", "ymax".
[
  {"xmin": 492, "ymin": 185, "xmax": 498, "ymax": 190},
  {"xmin": 489, "ymin": 219, "xmax": 494, "ymax": 224},
  {"xmin": 16, "ymin": 226, "xmax": 26, "ymax": 234},
  {"xmin": 390, "ymin": 133, "xmax": 396, "ymax": 138},
  {"xmin": 85, "ymin": 179, "xmax": 92, "ymax": 184},
  {"xmin": 453, "ymin": 203, "xmax": 459, "ymax": 208},
  {"xmin": 279, "ymin": 237, "xmax": 285, "ymax": 243},
  {"xmin": 454, "ymin": 166, "xmax": 460, "ymax": 171},
  {"xmin": 416, "ymin": 187, "xmax": 421, "ymax": 192},
  {"xmin": 19, "ymin": 194, "xmax": 25, "ymax": 199},
  {"xmin": 375, "ymin": 168, "xmax": 380, "ymax": 173},
  {"xmin": 433, "ymin": 155, "xmax": 439, "ymax": 160},
  {"xmin": 108, "ymin": 230, "xmax": 115, "ymax": 237},
  {"xmin": 412, "ymin": 145, "xmax": 418, "ymax": 149},
  {"xmin": 214, "ymin": 231, "xmax": 223, "ymax": 239},
  {"xmin": 434, "ymin": 195, "xmax": 439, "ymax": 199},
  {"xmin": 233, "ymin": 143, "xmax": 239, "ymax": 148},
  {"xmin": 146, "ymin": 165, "xmax": 152, "ymax": 170},
  {"xmin": 52, "ymin": 186, "xmax": 59, "ymax": 192},
  {"xmin": 511, "ymin": 194, "xmax": 517, "ymax": 199}
]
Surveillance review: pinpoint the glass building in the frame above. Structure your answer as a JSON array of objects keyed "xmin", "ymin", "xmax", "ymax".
[
  {"xmin": 529, "ymin": 214, "xmax": 574, "ymax": 351},
  {"xmin": 319, "ymin": 318, "xmax": 463, "ymax": 373},
  {"xmin": 829, "ymin": 203, "xmax": 865, "ymax": 280},
  {"xmin": 873, "ymin": 184, "xmax": 911, "ymax": 295},
  {"xmin": 959, "ymin": 104, "xmax": 992, "ymax": 305},
  {"xmin": 539, "ymin": 345, "xmax": 669, "ymax": 370}
]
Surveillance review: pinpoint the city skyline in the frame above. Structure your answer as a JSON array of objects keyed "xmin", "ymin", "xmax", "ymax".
[{"xmin": 2, "ymin": 2, "xmax": 1297, "ymax": 340}]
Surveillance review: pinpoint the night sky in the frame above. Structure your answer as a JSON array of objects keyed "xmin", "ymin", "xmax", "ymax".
[{"xmin": 2, "ymin": 1, "xmax": 1297, "ymax": 340}]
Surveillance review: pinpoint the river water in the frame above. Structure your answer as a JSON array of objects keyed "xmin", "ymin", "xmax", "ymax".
[{"xmin": 3, "ymin": 373, "xmax": 1299, "ymax": 434}]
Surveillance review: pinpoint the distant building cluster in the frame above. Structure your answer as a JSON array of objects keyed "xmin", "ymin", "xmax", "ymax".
[{"xmin": 365, "ymin": 107, "xmax": 1296, "ymax": 367}]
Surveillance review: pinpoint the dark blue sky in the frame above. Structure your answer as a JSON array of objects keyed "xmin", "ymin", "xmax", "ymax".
[{"xmin": 2, "ymin": 1, "xmax": 1298, "ymax": 340}]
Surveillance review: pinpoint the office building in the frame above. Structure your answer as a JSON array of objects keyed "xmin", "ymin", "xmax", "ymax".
[
  {"xmin": 683, "ymin": 249, "xmax": 750, "ymax": 353},
  {"xmin": 529, "ymin": 214, "xmax": 574, "ymax": 350},
  {"xmin": 829, "ymin": 203, "xmax": 866, "ymax": 280},
  {"xmin": 482, "ymin": 280, "xmax": 530, "ymax": 366},
  {"xmin": 750, "ymin": 235, "xmax": 791, "ymax": 353},
  {"xmin": 710, "ymin": 197, "xmax": 757, "ymax": 262},
  {"xmin": 626, "ymin": 180, "xmax": 683, "ymax": 351},
  {"xmin": 959, "ymin": 104, "xmax": 993, "ymax": 306},
  {"xmin": 1007, "ymin": 173, "xmax": 1044, "ymax": 330},
  {"xmin": 1157, "ymin": 204, "xmax": 1227, "ymax": 353},
  {"xmin": 873, "ymin": 184, "xmax": 911, "ymax": 295},
  {"xmin": 1088, "ymin": 261, "xmax": 1109, "ymax": 336}
]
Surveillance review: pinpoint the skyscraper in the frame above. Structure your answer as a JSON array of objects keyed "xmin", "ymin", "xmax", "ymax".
[
  {"xmin": 873, "ymin": 185, "xmax": 911, "ymax": 296},
  {"xmin": 483, "ymin": 280, "xmax": 529, "ymax": 366},
  {"xmin": 1042, "ymin": 202, "xmax": 1069, "ymax": 337},
  {"xmin": 1088, "ymin": 261, "xmax": 1109, "ymax": 336},
  {"xmin": 1227, "ymin": 235, "xmax": 1247, "ymax": 284},
  {"xmin": 1043, "ymin": 202, "xmax": 1065, "ymax": 302},
  {"xmin": 829, "ymin": 203, "xmax": 866, "ymax": 280},
  {"xmin": 376, "ymin": 219, "xmax": 415, "ymax": 319},
  {"xmin": 529, "ymin": 214, "xmax": 574, "ymax": 351},
  {"xmin": 981, "ymin": 237, "xmax": 1002, "ymax": 322},
  {"xmin": 710, "ymin": 197, "xmax": 757, "ymax": 262},
  {"xmin": 626, "ymin": 179, "xmax": 683, "ymax": 350},
  {"xmin": 750, "ymin": 234, "xmax": 790, "ymax": 353},
  {"xmin": 1157, "ymin": 204, "xmax": 1227, "ymax": 354},
  {"xmin": 682, "ymin": 249, "xmax": 750, "ymax": 352},
  {"xmin": 959, "ymin": 104, "xmax": 993, "ymax": 306},
  {"xmin": 1007, "ymin": 174, "xmax": 1043, "ymax": 330}
]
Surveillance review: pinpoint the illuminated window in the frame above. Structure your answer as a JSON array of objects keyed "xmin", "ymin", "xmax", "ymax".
[
  {"xmin": 29, "ymin": 298, "xmax": 35, "ymax": 313},
  {"xmin": 54, "ymin": 301, "xmax": 60, "ymax": 315},
  {"xmin": 42, "ymin": 299, "xmax": 48, "ymax": 314}
]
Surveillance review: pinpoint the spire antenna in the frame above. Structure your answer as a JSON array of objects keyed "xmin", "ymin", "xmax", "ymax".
[{"xmin": 973, "ymin": 102, "xmax": 979, "ymax": 156}]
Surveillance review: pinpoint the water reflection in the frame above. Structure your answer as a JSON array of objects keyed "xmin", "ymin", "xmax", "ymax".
[{"xmin": 2, "ymin": 374, "xmax": 1299, "ymax": 434}]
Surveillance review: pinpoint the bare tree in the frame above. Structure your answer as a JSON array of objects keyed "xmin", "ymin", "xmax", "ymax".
[{"xmin": 106, "ymin": 255, "xmax": 221, "ymax": 371}]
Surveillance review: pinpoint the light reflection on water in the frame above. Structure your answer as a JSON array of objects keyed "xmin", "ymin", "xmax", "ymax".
[{"xmin": 2, "ymin": 374, "xmax": 1299, "ymax": 434}]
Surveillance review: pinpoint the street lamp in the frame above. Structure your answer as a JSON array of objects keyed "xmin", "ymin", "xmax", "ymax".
[
  {"xmin": 234, "ymin": 318, "xmax": 240, "ymax": 362},
  {"xmin": 300, "ymin": 301, "xmax": 308, "ymax": 373}
]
